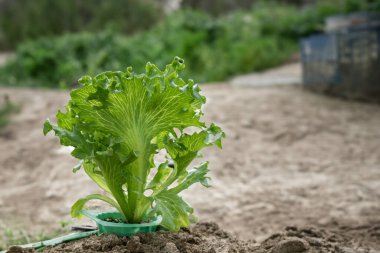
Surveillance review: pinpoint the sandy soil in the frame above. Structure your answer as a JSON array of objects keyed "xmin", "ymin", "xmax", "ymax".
[{"xmin": 0, "ymin": 85, "xmax": 379, "ymax": 251}]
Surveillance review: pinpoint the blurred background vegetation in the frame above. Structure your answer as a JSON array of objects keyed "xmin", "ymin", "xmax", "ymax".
[{"xmin": 0, "ymin": 0, "xmax": 379, "ymax": 88}]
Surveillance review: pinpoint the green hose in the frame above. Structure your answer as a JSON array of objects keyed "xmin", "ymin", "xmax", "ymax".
[{"xmin": 0, "ymin": 230, "xmax": 98, "ymax": 253}]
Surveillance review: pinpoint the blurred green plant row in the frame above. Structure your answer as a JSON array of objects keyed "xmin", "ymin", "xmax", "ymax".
[
  {"xmin": 0, "ymin": 0, "xmax": 162, "ymax": 50},
  {"xmin": 0, "ymin": 0, "xmax": 378, "ymax": 88}
]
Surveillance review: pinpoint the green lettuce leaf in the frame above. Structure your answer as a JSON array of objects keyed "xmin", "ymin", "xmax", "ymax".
[
  {"xmin": 71, "ymin": 194, "xmax": 123, "ymax": 218},
  {"xmin": 44, "ymin": 57, "xmax": 224, "ymax": 229},
  {"xmin": 153, "ymin": 191, "xmax": 193, "ymax": 231}
]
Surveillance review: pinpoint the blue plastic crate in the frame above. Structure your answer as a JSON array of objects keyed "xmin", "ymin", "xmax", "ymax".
[{"xmin": 300, "ymin": 26, "xmax": 380, "ymax": 102}]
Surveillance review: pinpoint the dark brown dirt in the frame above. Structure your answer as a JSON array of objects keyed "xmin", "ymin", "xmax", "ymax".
[{"xmin": 6, "ymin": 222, "xmax": 379, "ymax": 253}]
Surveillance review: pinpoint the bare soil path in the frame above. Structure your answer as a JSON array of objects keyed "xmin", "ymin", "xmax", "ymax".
[{"xmin": 0, "ymin": 84, "xmax": 379, "ymax": 251}]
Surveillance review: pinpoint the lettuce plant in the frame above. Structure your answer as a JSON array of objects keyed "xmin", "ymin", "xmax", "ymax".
[{"xmin": 43, "ymin": 57, "xmax": 224, "ymax": 231}]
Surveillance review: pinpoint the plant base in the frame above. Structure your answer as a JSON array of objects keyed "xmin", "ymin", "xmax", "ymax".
[{"xmin": 81, "ymin": 210, "xmax": 162, "ymax": 237}]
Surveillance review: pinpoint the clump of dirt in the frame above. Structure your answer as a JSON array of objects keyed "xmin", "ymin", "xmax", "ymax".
[
  {"xmin": 101, "ymin": 217, "xmax": 152, "ymax": 224},
  {"xmin": 257, "ymin": 226, "xmax": 364, "ymax": 253},
  {"xmin": 102, "ymin": 218, "xmax": 128, "ymax": 224},
  {"xmin": 6, "ymin": 222, "xmax": 369, "ymax": 253}
]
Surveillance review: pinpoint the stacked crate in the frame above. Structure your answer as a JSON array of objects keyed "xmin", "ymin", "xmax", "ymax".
[{"xmin": 300, "ymin": 13, "xmax": 380, "ymax": 102}]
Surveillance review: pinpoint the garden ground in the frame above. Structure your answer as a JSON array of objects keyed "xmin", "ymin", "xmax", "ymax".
[{"xmin": 0, "ymin": 73, "xmax": 379, "ymax": 252}]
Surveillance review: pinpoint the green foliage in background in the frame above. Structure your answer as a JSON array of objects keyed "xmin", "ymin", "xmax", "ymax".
[
  {"xmin": 182, "ymin": 0, "xmax": 380, "ymax": 16},
  {"xmin": 0, "ymin": 0, "xmax": 377, "ymax": 88},
  {"xmin": 0, "ymin": 0, "xmax": 162, "ymax": 50}
]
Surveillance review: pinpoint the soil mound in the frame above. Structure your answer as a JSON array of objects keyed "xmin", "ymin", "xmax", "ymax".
[{"xmin": 7, "ymin": 222, "xmax": 371, "ymax": 253}]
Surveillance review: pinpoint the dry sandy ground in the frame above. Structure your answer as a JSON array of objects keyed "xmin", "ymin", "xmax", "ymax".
[{"xmin": 0, "ymin": 85, "xmax": 379, "ymax": 251}]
